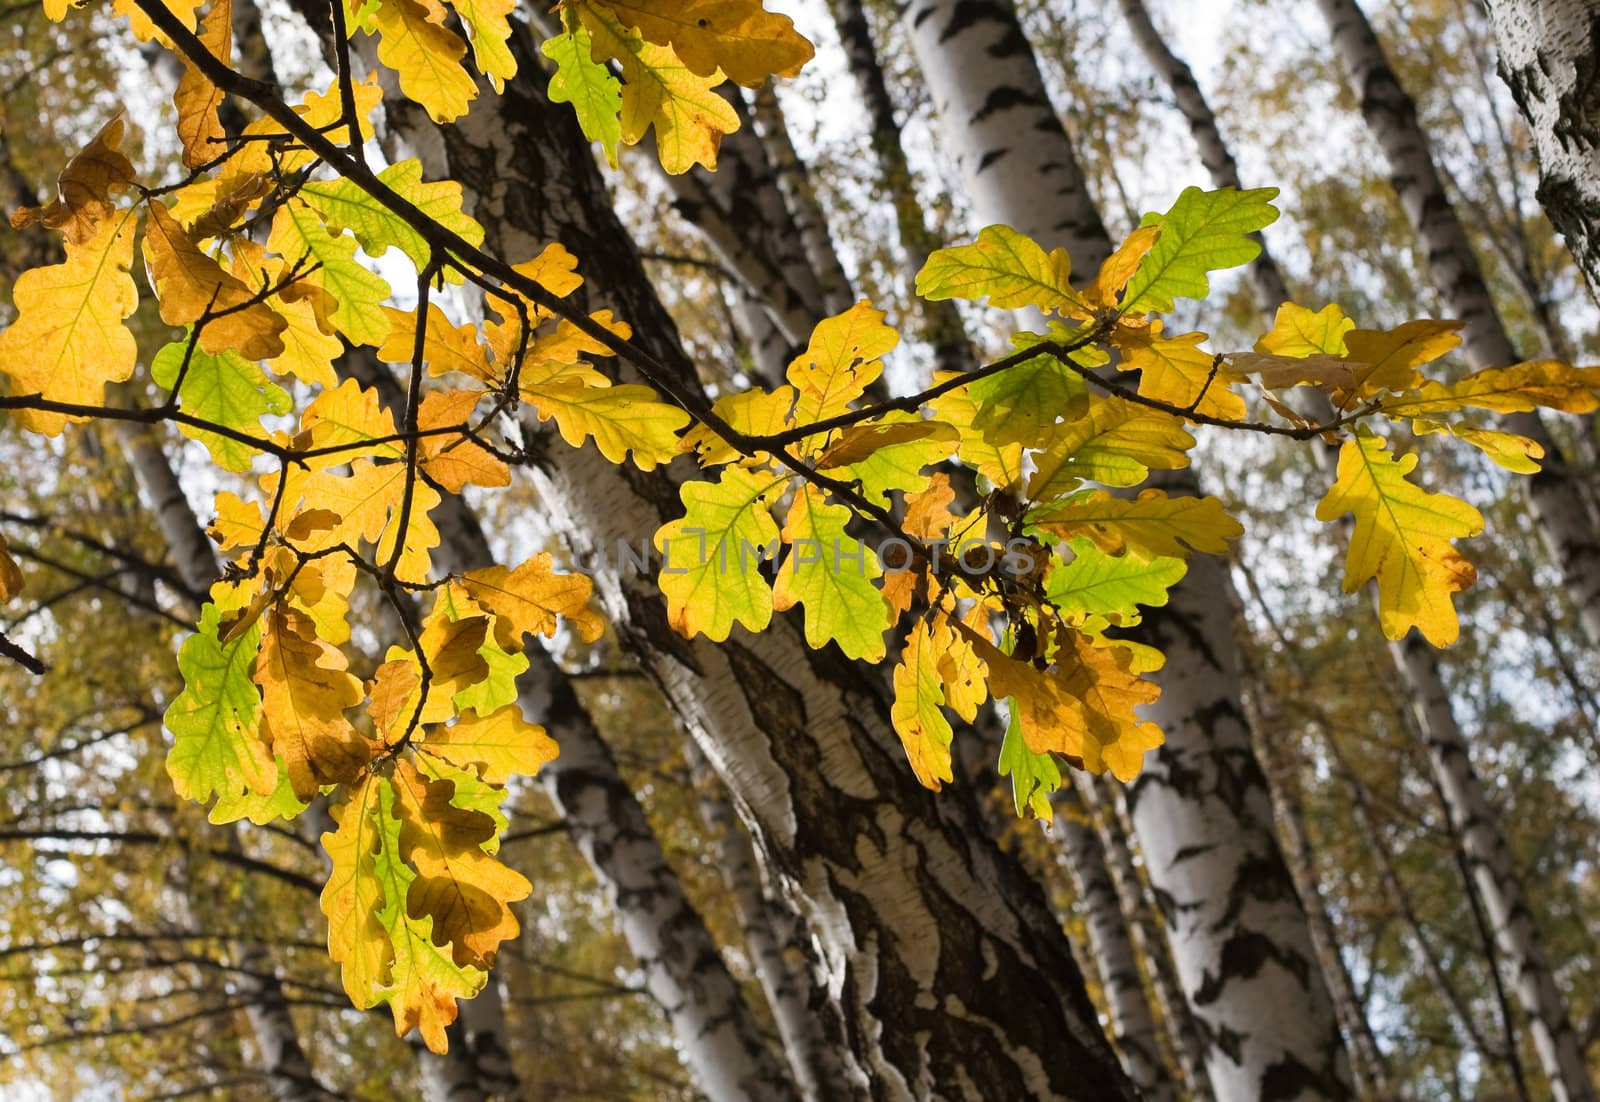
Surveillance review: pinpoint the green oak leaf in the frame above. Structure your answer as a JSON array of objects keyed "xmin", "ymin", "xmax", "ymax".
[
  {"xmin": 152, "ymin": 339, "xmax": 291, "ymax": 473},
  {"xmin": 1120, "ymin": 186, "xmax": 1280, "ymax": 315},
  {"xmin": 772, "ymin": 486, "xmax": 892, "ymax": 662},
  {"xmin": 165, "ymin": 603, "xmax": 277, "ymax": 812},
  {"xmin": 1044, "ymin": 538, "xmax": 1187, "ymax": 626},
  {"xmin": 543, "ymin": 26, "xmax": 623, "ymax": 167}
]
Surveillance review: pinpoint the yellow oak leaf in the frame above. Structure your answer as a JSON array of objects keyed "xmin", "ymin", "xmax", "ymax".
[
  {"xmin": 369, "ymin": 0, "xmax": 479, "ymax": 123},
  {"xmin": 110, "ymin": 0, "xmax": 205, "ymax": 42},
  {"xmin": 903, "ymin": 472, "xmax": 960, "ymax": 541},
  {"xmin": 10, "ymin": 116, "xmax": 135, "ymax": 245},
  {"xmin": 1341, "ymin": 320, "xmax": 1462, "ymax": 400},
  {"xmin": 420, "ymin": 705, "xmax": 557, "ymax": 784},
  {"xmin": 173, "ymin": 0, "xmax": 232, "ymax": 168},
  {"xmin": 787, "ymin": 300, "xmax": 898, "ymax": 428},
  {"xmin": 297, "ymin": 378, "xmax": 403, "ymax": 470},
  {"xmin": 931, "ymin": 611, "xmax": 988, "ymax": 724},
  {"xmin": 680, "ymin": 386, "xmax": 796, "ymax": 466},
  {"xmin": 0, "ymin": 210, "xmax": 138, "ymax": 436},
  {"xmin": 522, "ymin": 380, "xmax": 690, "ymax": 469},
  {"xmin": 417, "ymin": 390, "xmax": 509, "ymax": 492},
  {"xmin": 0, "ymin": 535, "xmax": 22, "ymax": 602},
  {"xmin": 891, "ymin": 617, "xmax": 955, "ymax": 790},
  {"xmin": 461, "ymin": 553, "xmax": 606, "ymax": 649},
  {"xmin": 268, "ymin": 200, "xmax": 393, "ymax": 347},
  {"xmin": 1382, "ymin": 360, "xmax": 1600, "ymax": 418},
  {"xmin": 772, "ymin": 486, "xmax": 891, "ymax": 662},
  {"xmin": 814, "ymin": 421, "xmax": 961, "ymax": 471},
  {"xmin": 370, "ymin": 777, "xmax": 486, "ymax": 1052},
  {"xmin": 226, "ymin": 75, "xmax": 383, "ymax": 181},
  {"xmin": 1315, "ymin": 429, "xmax": 1484, "ymax": 647},
  {"xmin": 1120, "ymin": 324, "xmax": 1245, "ymax": 421},
  {"xmin": 446, "ymin": 0, "xmax": 517, "ymax": 89},
  {"xmin": 1419, "ymin": 421, "xmax": 1544, "ymax": 474},
  {"xmin": 967, "ymin": 628, "xmax": 1163, "ymax": 781},
  {"xmin": 1079, "ymin": 225, "xmax": 1162, "ymax": 312},
  {"xmin": 654, "ymin": 466, "xmax": 784, "ymax": 641},
  {"xmin": 578, "ymin": 2, "xmax": 742, "ymax": 174},
  {"xmin": 143, "ymin": 201, "xmax": 286, "ymax": 360},
  {"xmin": 928, "ymin": 379, "xmax": 1026, "ymax": 492},
  {"xmin": 391, "ymin": 758, "xmax": 533, "ymax": 969},
  {"xmin": 916, "ymin": 224, "xmax": 1082, "ymax": 315},
  {"xmin": 320, "ymin": 774, "xmax": 390, "ymax": 1008},
  {"xmin": 1026, "ymin": 489, "xmax": 1243, "ymax": 559},
  {"xmin": 601, "ymin": 0, "xmax": 814, "ymax": 85},
  {"xmin": 1026, "ymin": 397, "xmax": 1194, "ymax": 502},
  {"xmin": 369, "ymin": 656, "xmax": 423, "ymax": 742},
  {"xmin": 382, "ymin": 305, "xmax": 495, "ymax": 383},
  {"xmin": 255, "ymin": 607, "xmax": 368, "ymax": 799},
  {"xmin": 1255, "ymin": 301, "xmax": 1354, "ymax": 358}
]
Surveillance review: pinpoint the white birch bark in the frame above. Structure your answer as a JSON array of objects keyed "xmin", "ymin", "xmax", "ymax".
[
  {"xmin": 901, "ymin": 0, "xmax": 1112, "ymax": 276},
  {"xmin": 1093, "ymin": 778, "xmax": 1217, "ymax": 1102},
  {"xmin": 751, "ymin": 81, "xmax": 856, "ymax": 317},
  {"xmin": 899, "ymin": 4, "xmax": 1355, "ymax": 1096},
  {"xmin": 682, "ymin": 737, "xmax": 855, "ymax": 1102},
  {"xmin": 362, "ymin": 22, "xmax": 1136, "ymax": 1096},
  {"xmin": 1314, "ymin": 7, "xmax": 1597, "ymax": 1097},
  {"xmin": 1483, "ymin": 1, "xmax": 1600, "ymax": 292},
  {"xmin": 829, "ymin": 0, "xmax": 974, "ymax": 378},
  {"xmin": 1115, "ymin": 0, "xmax": 1294, "ymax": 316},
  {"xmin": 1052, "ymin": 781, "xmax": 1181, "ymax": 1102},
  {"xmin": 1390, "ymin": 631, "xmax": 1595, "ymax": 1102},
  {"xmin": 1235, "ymin": 636, "xmax": 1394, "ymax": 1102},
  {"xmin": 1317, "ymin": 0, "xmax": 1600, "ymax": 647}
]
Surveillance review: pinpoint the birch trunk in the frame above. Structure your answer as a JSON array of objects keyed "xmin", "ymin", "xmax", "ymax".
[
  {"xmin": 1118, "ymin": 22, "xmax": 1396, "ymax": 1089},
  {"xmin": 1483, "ymin": 1, "xmax": 1600, "ymax": 292},
  {"xmin": 1114, "ymin": 0, "xmax": 1294, "ymax": 316},
  {"xmin": 1093, "ymin": 778, "xmax": 1217, "ymax": 1102},
  {"xmin": 898, "ymin": 5, "xmax": 1355, "ymax": 1095},
  {"xmin": 1314, "ymin": 6, "xmax": 1597, "ymax": 1097},
  {"xmin": 1390, "ymin": 632, "xmax": 1594, "ymax": 1102},
  {"xmin": 751, "ymin": 81, "xmax": 856, "ymax": 316},
  {"xmin": 658, "ymin": 114, "xmax": 824, "ymax": 345},
  {"xmin": 364, "ymin": 22, "xmax": 1134, "ymax": 1097},
  {"xmin": 1052, "ymin": 782, "xmax": 1181, "ymax": 1102},
  {"xmin": 828, "ymin": 0, "xmax": 973, "ymax": 377},
  {"xmin": 1235, "ymin": 641, "xmax": 1393, "ymax": 1102},
  {"xmin": 683, "ymin": 738, "xmax": 856, "ymax": 1102},
  {"xmin": 1317, "ymin": 0, "xmax": 1600, "ymax": 647},
  {"xmin": 901, "ymin": 0, "xmax": 1111, "ymax": 275}
]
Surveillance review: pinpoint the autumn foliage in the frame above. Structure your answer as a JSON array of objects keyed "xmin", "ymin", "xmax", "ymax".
[{"xmin": 2, "ymin": 0, "xmax": 1597, "ymax": 1054}]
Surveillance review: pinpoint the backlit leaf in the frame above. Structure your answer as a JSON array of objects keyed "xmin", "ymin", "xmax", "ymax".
[
  {"xmin": 772, "ymin": 486, "xmax": 891, "ymax": 661},
  {"xmin": 653, "ymin": 466, "xmax": 783, "ymax": 641},
  {"xmin": 601, "ymin": 0, "xmax": 814, "ymax": 85},
  {"xmin": 0, "ymin": 211, "xmax": 138, "ymax": 436},
  {"xmin": 1315, "ymin": 429, "xmax": 1484, "ymax": 647},
  {"xmin": 891, "ymin": 617, "xmax": 954, "ymax": 790},
  {"xmin": 150, "ymin": 338, "xmax": 291, "ymax": 472},
  {"xmin": 543, "ymin": 25, "xmax": 623, "ymax": 166},
  {"xmin": 1120, "ymin": 186, "xmax": 1279, "ymax": 316}
]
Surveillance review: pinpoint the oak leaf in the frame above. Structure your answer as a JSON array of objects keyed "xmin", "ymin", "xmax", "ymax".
[
  {"xmin": 0, "ymin": 211, "xmax": 139, "ymax": 435},
  {"xmin": 1315, "ymin": 429, "xmax": 1484, "ymax": 647},
  {"xmin": 255, "ymin": 607, "xmax": 368, "ymax": 799}
]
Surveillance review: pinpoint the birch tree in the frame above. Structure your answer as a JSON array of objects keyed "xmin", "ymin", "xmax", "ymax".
[
  {"xmin": 902, "ymin": 3, "xmax": 1353, "ymax": 1096},
  {"xmin": 1482, "ymin": 1, "xmax": 1600, "ymax": 293}
]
